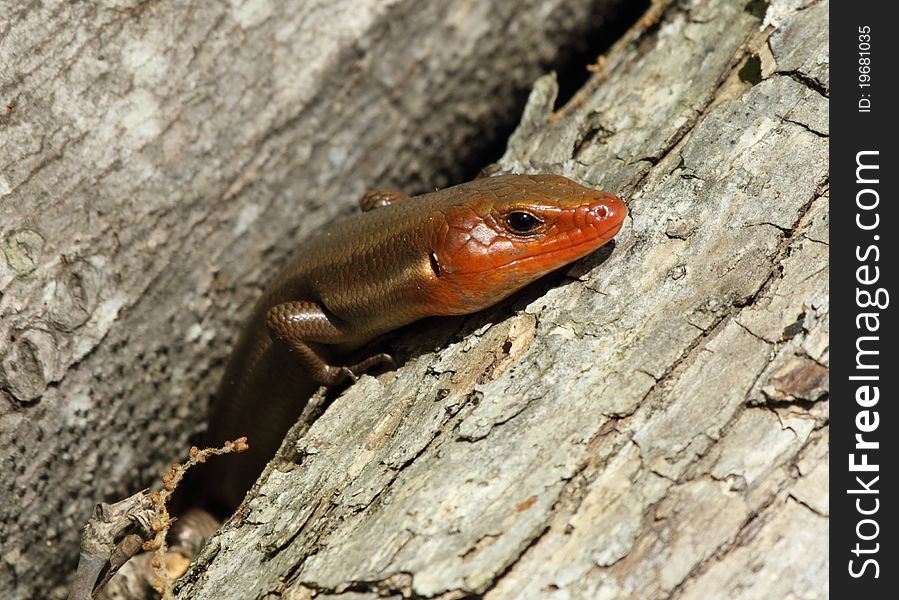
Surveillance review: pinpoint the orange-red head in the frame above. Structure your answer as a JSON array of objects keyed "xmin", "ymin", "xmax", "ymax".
[{"xmin": 424, "ymin": 174, "xmax": 627, "ymax": 314}]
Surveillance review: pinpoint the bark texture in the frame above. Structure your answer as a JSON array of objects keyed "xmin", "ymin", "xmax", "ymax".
[
  {"xmin": 0, "ymin": 1, "xmax": 630, "ymax": 598},
  {"xmin": 177, "ymin": 1, "xmax": 830, "ymax": 599}
]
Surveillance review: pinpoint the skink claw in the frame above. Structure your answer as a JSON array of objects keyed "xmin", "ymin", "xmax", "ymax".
[
  {"xmin": 347, "ymin": 352, "xmax": 394, "ymax": 378},
  {"xmin": 339, "ymin": 366, "xmax": 358, "ymax": 384}
]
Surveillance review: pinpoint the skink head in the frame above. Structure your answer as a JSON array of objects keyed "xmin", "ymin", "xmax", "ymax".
[{"xmin": 427, "ymin": 174, "xmax": 627, "ymax": 314}]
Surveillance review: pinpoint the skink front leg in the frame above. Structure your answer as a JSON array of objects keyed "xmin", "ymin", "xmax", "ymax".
[
  {"xmin": 359, "ymin": 189, "xmax": 410, "ymax": 212},
  {"xmin": 265, "ymin": 301, "xmax": 393, "ymax": 385}
]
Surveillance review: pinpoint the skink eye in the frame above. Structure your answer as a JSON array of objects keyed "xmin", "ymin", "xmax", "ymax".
[{"xmin": 505, "ymin": 211, "xmax": 543, "ymax": 234}]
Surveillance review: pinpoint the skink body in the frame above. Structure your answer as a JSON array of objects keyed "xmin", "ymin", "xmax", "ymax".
[{"xmin": 199, "ymin": 174, "xmax": 627, "ymax": 511}]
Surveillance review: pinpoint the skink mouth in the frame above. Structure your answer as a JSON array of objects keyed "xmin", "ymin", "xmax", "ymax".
[
  {"xmin": 590, "ymin": 191, "xmax": 626, "ymax": 220},
  {"xmin": 527, "ymin": 192, "xmax": 627, "ymax": 265},
  {"xmin": 452, "ymin": 194, "xmax": 627, "ymax": 275},
  {"xmin": 582, "ymin": 192, "xmax": 627, "ymax": 240}
]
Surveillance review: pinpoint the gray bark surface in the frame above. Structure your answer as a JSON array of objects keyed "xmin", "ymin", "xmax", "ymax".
[
  {"xmin": 0, "ymin": 1, "xmax": 628, "ymax": 598},
  {"xmin": 178, "ymin": 1, "xmax": 830, "ymax": 599}
]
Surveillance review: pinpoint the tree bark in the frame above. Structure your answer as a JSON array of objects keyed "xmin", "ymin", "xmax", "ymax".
[
  {"xmin": 0, "ymin": 1, "xmax": 632, "ymax": 598},
  {"xmin": 175, "ymin": 0, "xmax": 829, "ymax": 598},
  {"xmin": 4, "ymin": 0, "xmax": 830, "ymax": 598}
]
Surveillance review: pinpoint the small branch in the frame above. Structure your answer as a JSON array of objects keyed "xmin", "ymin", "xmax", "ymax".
[{"xmin": 68, "ymin": 438, "xmax": 249, "ymax": 600}]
